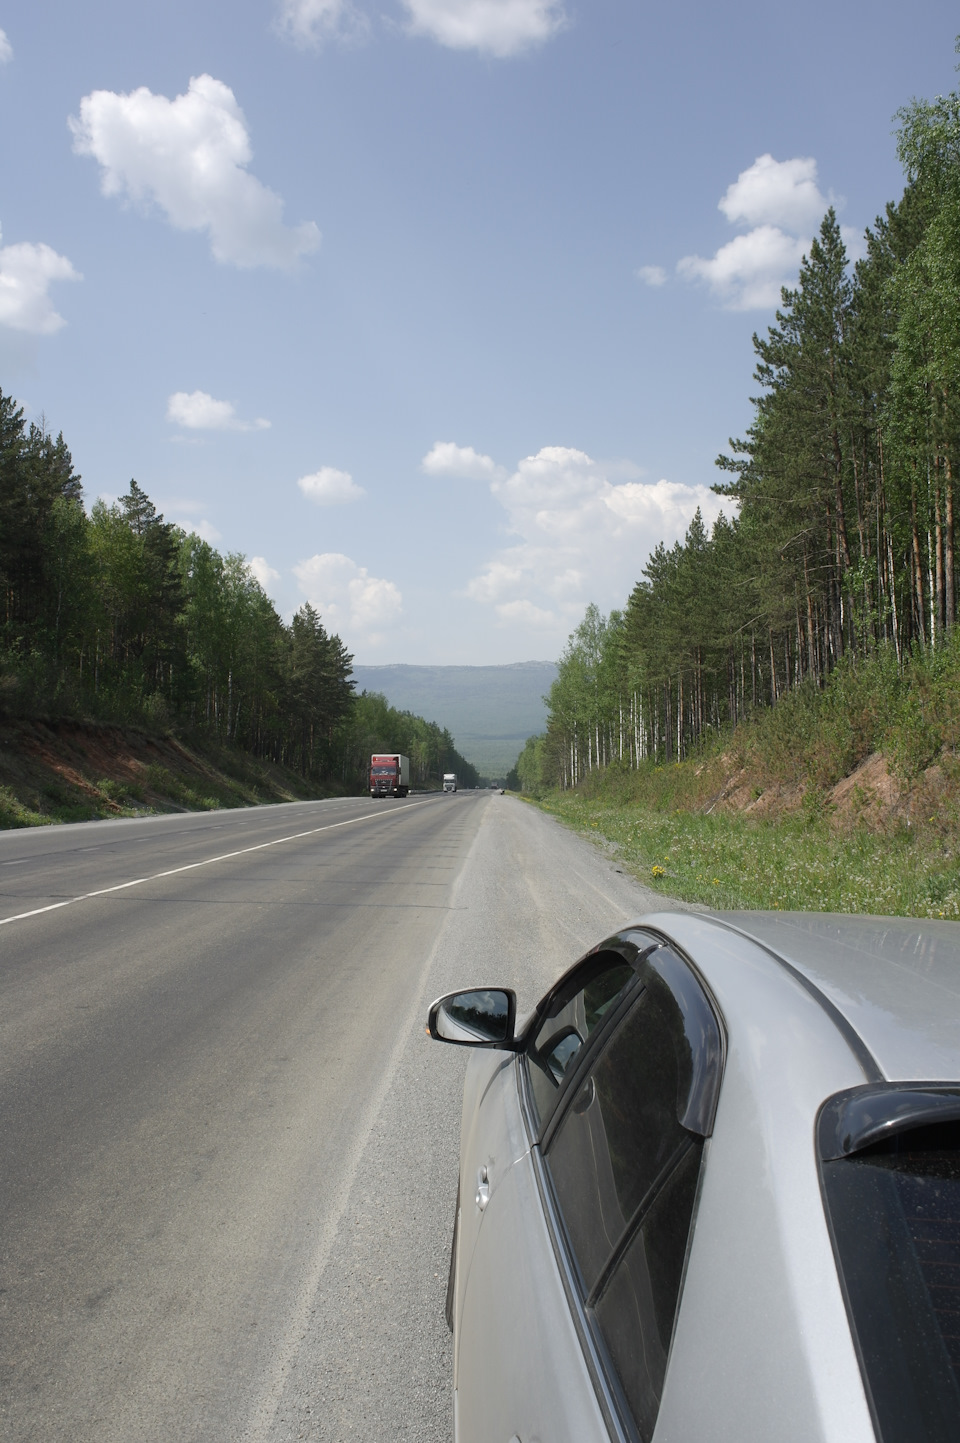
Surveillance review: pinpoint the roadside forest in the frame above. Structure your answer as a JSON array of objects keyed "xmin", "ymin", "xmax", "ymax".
[
  {"xmin": 0, "ymin": 396, "xmax": 477, "ymax": 792},
  {"xmin": 520, "ymin": 68, "xmax": 960, "ymax": 791}
]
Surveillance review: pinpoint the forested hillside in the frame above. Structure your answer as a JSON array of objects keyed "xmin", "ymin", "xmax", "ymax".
[
  {"xmin": 0, "ymin": 394, "xmax": 477, "ymax": 799},
  {"xmin": 352, "ymin": 661, "xmax": 555, "ymax": 776},
  {"xmin": 521, "ymin": 65, "xmax": 960, "ymax": 790}
]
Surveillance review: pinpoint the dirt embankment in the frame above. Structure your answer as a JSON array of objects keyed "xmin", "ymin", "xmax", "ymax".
[
  {"xmin": 0, "ymin": 717, "xmax": 332, "ymax": 827},
  {"xmin": 705, "ymin": 749, "xmax": 952, "ymax": 832}
]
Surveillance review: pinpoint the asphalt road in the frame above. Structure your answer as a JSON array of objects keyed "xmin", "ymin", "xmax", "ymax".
[{"xmin": 0, "ymin": 791, "xmax": 663, "ymax": 1442}]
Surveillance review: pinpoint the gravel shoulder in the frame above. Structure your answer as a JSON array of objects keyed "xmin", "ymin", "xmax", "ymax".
[{"xmin": 260, "ymin": 793, "xmax": 670, "ymax": 1442}]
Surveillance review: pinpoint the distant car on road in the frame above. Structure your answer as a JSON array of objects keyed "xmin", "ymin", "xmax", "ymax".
[{"xmin": 427, "ymin": 910, "xmax": 960, "ymax": 1443}]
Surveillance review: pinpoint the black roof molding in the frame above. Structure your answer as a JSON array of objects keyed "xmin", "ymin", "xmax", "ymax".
[{"xmin": 819, "ymin": 1083, "xmax": 960, "ymax": 1160}]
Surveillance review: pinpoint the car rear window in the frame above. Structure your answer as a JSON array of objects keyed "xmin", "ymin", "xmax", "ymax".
[{"xmin": 822, "ymin": 1119, "xmax": 960, "ymax": 1443}]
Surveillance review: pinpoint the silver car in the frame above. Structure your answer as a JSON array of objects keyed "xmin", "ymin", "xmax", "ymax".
[{"xmin": 427, "ymin": 910, "xmax": 960, "ymax": 1443}]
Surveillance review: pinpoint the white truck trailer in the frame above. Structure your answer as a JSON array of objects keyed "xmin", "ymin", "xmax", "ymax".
[{"xmin": 442, "ymin": 773, "xmax": 457, "ymax": 792}]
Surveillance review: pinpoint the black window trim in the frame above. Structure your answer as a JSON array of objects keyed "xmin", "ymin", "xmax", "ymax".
[
  {"xmin": 518, "ymin": 930, "xmax": 661, "ymax": 1144},
  {"xmin": 586, "ymin": 1132, "xmax": 698, "ymax": 1309},
  {"xmin": 516, "ymin": 926, "xmax": 728, "ymax": 1443},
  {"xmin": 527, "ymin": 1115, "xmax": 713, "ymax": 1443},
  {"xmin": 527, "ymin": 1133, "xmax": 640, "ymax": 1443}
]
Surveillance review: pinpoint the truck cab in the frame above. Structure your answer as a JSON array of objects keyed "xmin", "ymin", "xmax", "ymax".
[{"xmin": 369, "ymin": 754, "xmax": 410, "ymax": 798}]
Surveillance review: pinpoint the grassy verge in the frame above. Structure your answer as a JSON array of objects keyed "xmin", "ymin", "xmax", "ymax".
[
  {"xmin": 511, "ymin": 635, "xmax": 960, "ymax": 918},
  {"xmin": 532, "ymin": 793, "xmax": 958, "ymax": 918}
]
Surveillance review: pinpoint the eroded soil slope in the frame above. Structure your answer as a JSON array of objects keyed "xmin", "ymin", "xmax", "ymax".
[{"xmin": 0, "ymin": 718, "xmax": 329, "ymax": 827}]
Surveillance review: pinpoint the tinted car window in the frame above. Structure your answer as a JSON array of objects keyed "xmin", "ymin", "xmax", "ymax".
[
  {"xmin": 543, "ymin": 951, "xmax": 717, "ymax": 1442},
  {"xmin": 526, "ymin": 953, "xmax": 636, "ymax": 1127},
  {"xmin": 594, "ymin": 1140, "xmax": 702, "ymax": 1440},
  {"xmin": 545, "ymin": 971, "xmax": 694, "ymax": 1294},
  {"xmin": 822, "ymin": 1118, "xmax": 960, "ymax": 1443}
]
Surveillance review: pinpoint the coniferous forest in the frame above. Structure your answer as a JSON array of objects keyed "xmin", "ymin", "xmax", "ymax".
[
  {"xmin": 0, "ymin": 394, "xmax": 478, "ymax": 792},
  {"xmin": 528, "ymin": 67, "xmax": 960, "ymax": 790}
]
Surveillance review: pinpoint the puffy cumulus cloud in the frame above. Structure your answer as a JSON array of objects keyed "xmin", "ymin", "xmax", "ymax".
[
  {"xmin": 401, "ymin": 0, "xmax": 565, "ymax": 57},
  {"xmin": 249, "ymin": 555, "xmax": 280, "ymax": 590},
  {"xmin": 70, "ymin": 75, "xmax": 321, "ymax": 269},
  {"xmin": 493, "ymin": 598, "xmax": 558, "ymax": 628},
  {"xmin": 421, "ymin": 440, "xmax": 504, "ymax": 481},
  {"xmin": 167, "ymin": 390, "xmax": 270, "ymax": 431},
  {"xmin": 185, "ymin": 518, "xmax": 222, "ymax": 542},
  {"xmin": 636, "ymin": 264, "xmax": 666, "ymax": 288},
  {"xmin": 274, "ymin": 0, "xmax": 368, "ymax": 47},
  {"xmin": 297, "ymin": 465, "xmax": 365, "ymax": 504},
  {"xmin": 294, "ymin": 552, "xmax": 402, "ymax": 643},
  {"xmin": 719, "ymin": 154, "xmax": 830, "ymax": 233},
  {"xmin": 464, "ymin": 444, "xmax": 726, "ymax": 634},
  {"xmin": 677, "ymin": 226, "xmax": 809, "ymax": 311},
  {"xmin": 678, "ymin": 154, "xmax": 839, "ymax": 311},
  {"xmin": 0, "ymin": 29, "xmax": 12, "ymax": 63},
  {"xmin": 0, "ymin": 232, "xmax": 80, "ymax": 333}
]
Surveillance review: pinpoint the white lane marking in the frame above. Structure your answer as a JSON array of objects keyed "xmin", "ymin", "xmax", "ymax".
[{"xmin": 0, "ymin": 800, "xmax": 436, "ymax": 928}]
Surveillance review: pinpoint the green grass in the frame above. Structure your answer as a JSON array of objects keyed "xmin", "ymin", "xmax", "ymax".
[
  {"xmin": 539, "ymin": 794, "xmax": 960, "ymax": 919},
  {"xmin": 514, "ymin": 634, "xmax": 960, "ymax": 918}
]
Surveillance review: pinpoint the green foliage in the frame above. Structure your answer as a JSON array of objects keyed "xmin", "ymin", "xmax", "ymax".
[
  {"xmin": 331, "ymin": 690, "xmax": 480, "ymax": 789},
  {"xmin": 548, "ymin": 796, "xmax": 958, "ymax": 919},
  {"xmin": 0, "ymin": 398, "xmax": 467, "ymax": 795},
  {"xmin": 542, "ymin": 49, "xmax": 960, "ymax": 792}
]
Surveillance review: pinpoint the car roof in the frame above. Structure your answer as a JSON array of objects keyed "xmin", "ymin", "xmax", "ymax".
[{"xmin": 643, "ymin": 910, "xmax": 960, "ymax": 1084}]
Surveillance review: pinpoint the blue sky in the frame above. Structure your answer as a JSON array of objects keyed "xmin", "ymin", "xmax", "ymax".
[{"xmin": 1, "ymin": 1, "xmax": 957, "ymax": 663}]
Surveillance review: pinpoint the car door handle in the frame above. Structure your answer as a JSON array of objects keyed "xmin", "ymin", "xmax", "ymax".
[{"xmin": 475, "ymin": 1165, "xmax": 490, "ymax": 1212}]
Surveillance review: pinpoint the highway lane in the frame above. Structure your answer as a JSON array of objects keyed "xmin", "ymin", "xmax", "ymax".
[{"xmin": 0, "ymin": 791, "xmax": 663, "ymax": 1442}]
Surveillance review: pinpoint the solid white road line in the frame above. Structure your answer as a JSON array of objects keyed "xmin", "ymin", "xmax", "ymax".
[{"xmin": 0, "ymin": 799, "xmax": 436, "ymax": 929}]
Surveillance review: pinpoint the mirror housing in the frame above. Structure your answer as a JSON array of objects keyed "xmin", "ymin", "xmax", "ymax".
[{"xmin": 427, "ymin": 988, "xmax": 519, "ymax": 1049}]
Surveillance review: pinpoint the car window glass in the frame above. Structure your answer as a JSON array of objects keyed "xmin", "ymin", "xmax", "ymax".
[
  {"xmin": 526, "ymin": 955, "xmax": 636, "ymax": 1126},
  {"xmin": 822, "ymin": 1118, "xmax": 960, "ymax": 1443},
  {"xmin": 593, "ymin": 1140, "xmax": 702, "ymax": 1442},
  {"xmin": 545, "ymin": 974, "xmax": 694, "ymax": 1294}
]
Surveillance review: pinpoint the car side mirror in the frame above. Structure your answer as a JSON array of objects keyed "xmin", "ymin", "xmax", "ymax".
[{"xmin": 427, "ymin": 988, "xmax": 518, "ymax": 1048}]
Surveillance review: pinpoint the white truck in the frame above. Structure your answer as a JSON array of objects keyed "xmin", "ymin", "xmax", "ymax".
[
  {"xmin": 442, "ymin": 773, "xmax": 457, "ymax": 792},
  {"xmin": 369, "ymin": 753, "xmax": 410, "ymax": 798}
]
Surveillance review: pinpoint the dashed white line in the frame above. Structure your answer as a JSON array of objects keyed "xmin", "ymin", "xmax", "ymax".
[{"xmin": 0, "ymin": 800, "xmax": 435, "ymax": 929}]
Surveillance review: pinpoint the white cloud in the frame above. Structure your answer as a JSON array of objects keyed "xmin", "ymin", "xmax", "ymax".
[
  {"xmin": 462, "ymin": 443, "xmax": 726, "ymax": 636},
  {"xmin": 0, "ymin": 29, "xmax": 12, "ymax": 63},
  {"xmin": 401, "ymin": 0, "xmax": 565, "ymax": 57},
  {"xmin": 70, "ymin": 74, "xmax": 321, "ymax": 269},
  {"xmin": 249, "ymin": 555, "xmax": 280, "ymax": 589},
  {"xmin": 275, "ymin": 0, "xmax": 368, "ymax": 46},
  {"xmin": 167, "ymin": 390, "xmax": 271, "ymax": 431},
  {"xmin": 678, "ymin": 154, "xmax": 836, "ymax": 311},
  {"xmin": 677, "ymin": 225, "xmax": 809, "ymax": 311},
  {"xmin": 719, "ymin": 154, "xmax": 830, "ymax": 233},
  {"xmin": 0, "ymin": 225, "xmax": 81, "ymax": 334},
  {"xmin": 491, "ymin": 598, "xmax": 557, "ymax": 628},
  {"xmin": 181, "ymin": 518, "xmax": 222, "ymax": 542},
  {"xmin": 294, "ymin": 552, "xmax": 402, "ymax": 643},
  {"xmin": 636, "ymin": 264, "xmax": 666, "ymax": 288},
  {"xmin": 421, "ymin": 440, "xmax": 504, "ymax": 481},
  {"xmin": 297, "ymin": 465, "xmax": 365, "ymax": 504}
]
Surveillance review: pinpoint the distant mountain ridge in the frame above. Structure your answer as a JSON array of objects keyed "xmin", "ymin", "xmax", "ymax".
[{"xmin": 351, "ymin": 661, "xmax": 557, "ymax": 777}]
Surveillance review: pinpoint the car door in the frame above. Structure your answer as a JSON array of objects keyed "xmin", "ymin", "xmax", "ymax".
[{"xmin": 455, "ymin": 934, "xmax": 723, "ymax": 1443}]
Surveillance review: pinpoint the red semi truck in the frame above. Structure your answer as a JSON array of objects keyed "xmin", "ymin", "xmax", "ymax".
[{"xmin": 369, "ymin": 753, "xmax": 410, "ymax": 798}]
